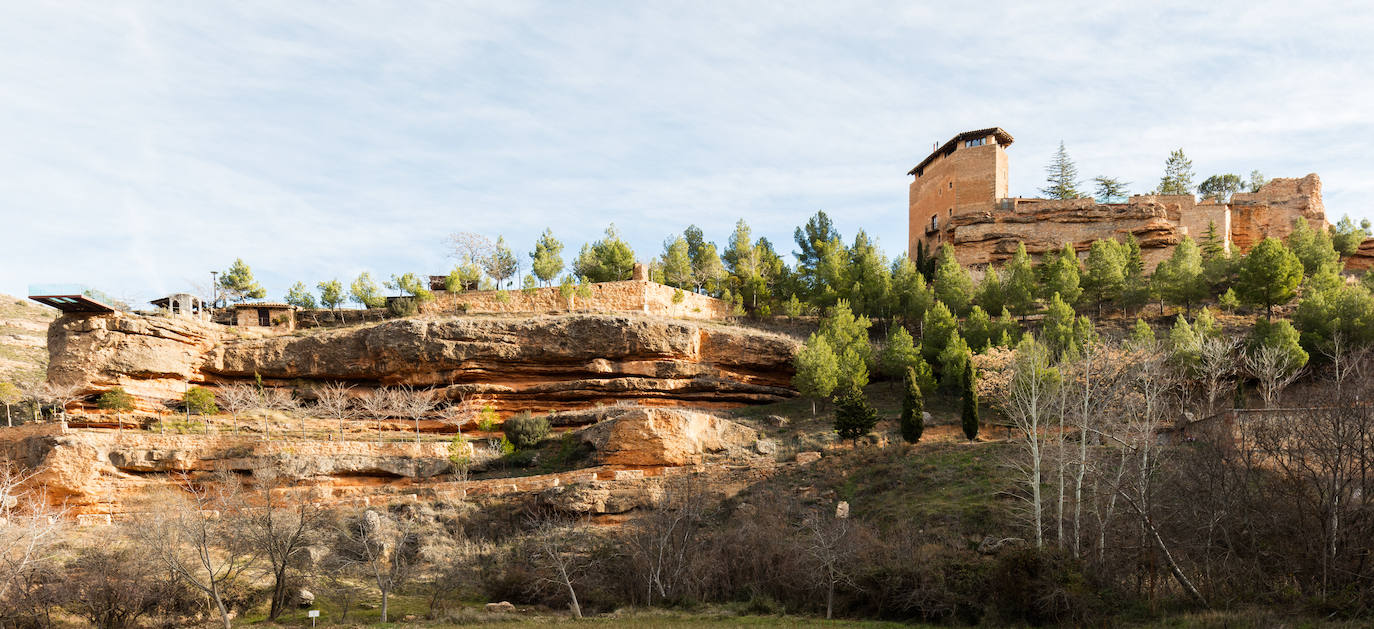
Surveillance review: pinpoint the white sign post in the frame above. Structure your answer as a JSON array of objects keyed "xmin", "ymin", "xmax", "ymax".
[{"xmin": 308, "ymin": 609, "xmax": 319, "ymax": 627}]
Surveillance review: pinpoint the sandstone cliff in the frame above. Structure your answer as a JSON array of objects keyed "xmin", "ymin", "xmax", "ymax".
[
  {"xmin": 3, "ymin": 406, "xmax": 767, "ymax": 517},
  {"xmin": 48, "ymin": 312, "xmax": 800, "ymax": 412}
]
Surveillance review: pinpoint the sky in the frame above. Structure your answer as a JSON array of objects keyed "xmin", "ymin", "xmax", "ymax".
[{"xmin": 2, "ymin": 1, "xmax": 1373, "ymax": 306}]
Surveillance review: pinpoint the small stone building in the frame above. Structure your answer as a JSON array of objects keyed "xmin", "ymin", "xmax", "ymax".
[
  {"xmin": 231, "ymin": 303, "xmax": 298, "ymax": 330},
  {"xmin": 150, "ymin": 293, "xmax": 208, "ymax": 321}
]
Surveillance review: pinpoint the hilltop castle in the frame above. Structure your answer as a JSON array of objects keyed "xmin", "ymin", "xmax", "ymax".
[{"xmin": 907, "ymin": 127, "xmax": 1328, "ymax": 271}]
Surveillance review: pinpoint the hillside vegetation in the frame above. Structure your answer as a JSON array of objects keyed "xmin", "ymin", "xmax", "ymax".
[{"xmin": 0, "ymin": 294, "xmax": 55, "ymax": 384}]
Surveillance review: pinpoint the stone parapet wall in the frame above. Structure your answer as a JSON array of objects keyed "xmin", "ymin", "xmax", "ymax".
[{"xmin": 421, "ymin": 280, "xmax": 729, "ymax": 320}]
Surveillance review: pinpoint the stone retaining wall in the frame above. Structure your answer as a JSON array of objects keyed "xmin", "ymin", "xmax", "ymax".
[{"xmin": 421, "ymin": 280, "xmax": 729, "ymax": 320}]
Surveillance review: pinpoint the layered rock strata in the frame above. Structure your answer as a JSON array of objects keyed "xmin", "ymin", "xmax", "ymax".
[{"xmin": 47, "ymin": 312, "xmax": 800, "ymax": 412}]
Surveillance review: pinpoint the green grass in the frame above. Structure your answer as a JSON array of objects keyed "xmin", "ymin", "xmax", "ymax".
[{"xmin": 245, "ymin": 591, "xmax": 921, "ymax": 628}]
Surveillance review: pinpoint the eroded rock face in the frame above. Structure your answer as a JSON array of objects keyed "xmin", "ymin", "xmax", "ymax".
[
  {"xmin": 47, "ymin": 313, "xmax": 223, "ymax": 406},
  {"xmin": 575, "ymin": 407, "xmax": 759, "ymax": 466},
  {"xmin": 948, "ymin": 196, "xmax": 1186, "ymax": 270},
  {"xmin": 0, "ymin": 426, "xmax": 463, "ymax": 514},
  {"xmin": 49, "ymin": 313, "xmax": 800, "ymax": 412},
  {"xmin": 1229, "ymin": 174, "xmax": 1325, "ymax": 251},
  {"xmin": 1344, "ymin": 237, "xmax": 1374, "ymax": 272}
]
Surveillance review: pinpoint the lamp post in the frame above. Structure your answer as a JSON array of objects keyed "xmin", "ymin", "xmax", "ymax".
[{"xmin": 209, "ymin": 271, "xmax": 219, "ymax": 314}]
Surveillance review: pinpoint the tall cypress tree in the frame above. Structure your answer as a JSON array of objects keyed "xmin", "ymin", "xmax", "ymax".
[
  {"xmin": 961, "ymin": 360, "xmax": 979, "ymax": 441},
  {"xmin": 900, "ymin": 367, "xmax": 924, "ymax": 444}
]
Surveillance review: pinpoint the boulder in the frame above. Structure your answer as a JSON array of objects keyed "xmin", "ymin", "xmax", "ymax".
[
  {"xmin": 576, "ymin": 408, "xmax": 758, "ymax": 466},
  {"xmin": 485, "ymin": 601, "xmax": 516, "ymax": 613}
]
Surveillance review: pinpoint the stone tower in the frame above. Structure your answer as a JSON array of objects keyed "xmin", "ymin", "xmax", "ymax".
[{"xmin": 907, "ymin": 128, "xmax": 1013, "ymax": 260}]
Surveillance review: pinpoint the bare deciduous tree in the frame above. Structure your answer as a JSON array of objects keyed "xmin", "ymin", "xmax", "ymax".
[
  {"xmin": 0, "ymin": 468, "xmax": 65, "ymax": 614},
  {"xmin": 395, "ymin": 386, "xmax": 436, "ymax": 444},
  {"xmin": 330, "ymin": 508, "xmax": 426, "ymax": 624},
  {"xmin": 1001, "ymin": 337, "xmax": 1060, "ymax": 549},
  {"xmin": 358, "ymin": 387, "xmax": 395, "ymax": 444},
  {"xmin": 216, "ymin": 384, "xmax": 258, "ymax": 437},
  {"xmin": 1196, "ymin": 336, "xmax": 1239, "ymax": 415},
  {"xmin": 799, "ymin": 508, "xmax": 858, "ymax": 620},
  {"xmin": 525, "ymin": 513, "xmax": 597, "ymax": 618},
  {"xmin": 243, "ymin": 464, "xmax": 328, "ymax": 621},
  {"xmin": 134, "ymin": 473, "xmax": 256, "ymax": 629},
  {"xmin": 1243, "ymin": 345, "xmax": 1304, "ymax": 408},
  {"xmin": 314, "ymin": 382, "xmax": 355, "ymax": 440}
]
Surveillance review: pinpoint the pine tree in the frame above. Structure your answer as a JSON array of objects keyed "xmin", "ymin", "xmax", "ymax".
[
  {"xmin": 485, "ymin": 237, "xmax": 520, "ymax": 289},
  {"xmin": 939, "ymin": 334, "xmax": 973, "ymax": 394},
  {"xmin": 1081, "ymin": 238, "xmax": 1125, "ymax": 316},
  {"xmin": 1218, "ymin": 288, "xmax": 1240, "ymax": 312},
  {"xmin": 1236, "ymin": 237, "xmax": 1304, "ymax": 320},
  {"xmin": 660, "ymin": 237, "xmax": 693, "ymax": 288},
  {"xmin": 1155, "ymin": 236, "xmax": 1207, "ymax": 315},
  {"xmin": 820, "ymin": 300, "xmax": 872, "ymax": 392},
  {"xmin": 934, "ymin": 244, "xmax": 974, "ymax": 315},
  {"xmin": 530, "ymin": 229, "xmax": 565, "ymax": 285},
  {"xmin": 284, "ymin": 282, "xmax": 317, "ymax": 309},
  {"xmin": 1003, "ymin": 243, "xmax": 1037, "ymax": 317},
  {"xmin": 1092, "ymin": 176, "xmax": 1130, "ymax": 203},
  {"xmin": 1120, "ymin": 233, "xmax": 1149, "ymax": 313},
  {"xmin": 1332, "ymin": 215, "xmax": 1373, "ymax": 258},
  {"xmin": 220, "ymin": 258, "xmax": 266, "ymax": 303},
  {"xmin": 834, "ymin": 387, "xmax": 878, "ymax": 443},
  {"xmin": 1039, "ymin": 243, "xmax": 1082, "ymax": 305},
  {"xmin": 1287, "ymin": 217, "xmax": 1341, "ymax": 276},
  {"xmin": 1197, "ymin": 173, "xmax": 1243, "ymax": 202},
  {"xmin": 349, "ymin": 272, "xmax": 385, "ymax": 308},
  {"xmin": 962, "ymin": 305, "xmax": 995, "ymax": 352},
  {"xmin": 1169, "ymin": 314, "xmax": 1201, "ymax": 373},
  {"xmin": 1040, "ymin": 141, "xmax": 1082, "ymax": 199},
  {"xmin": 793, "ymin": 334, "xmax": 839, "ymax": 415},
  {"xmin": 1156, "ymin": 149, "xmax": 1195, "ymax": 195},
  {"xmin": 890, "ymin": 256, "xmax": 934, "ymax": 326},
  {"xmin": 900, "ymin": 367, "xmax": 924, "ymax": 444},
  {"xmin": 974, "ymin": 267, "xmax": 1005, "ymax": 314},
  {"xmin": 1042, "ymin": 292, "xmax": 1077, "ymax": 358},
  {"xmin": 1126, "ymin": 318, "xmax": 1156, "ymax": 350},
  {"xmin": 316, "ymin": 279, "xmax": 345, "ymax": 311},
  {"xmin": 921, "ymin": 301, "xmax": 959, "ymax": 363},
  {"xmin": 961, "ymin": 360, "xmax": 979, "ymax": 441},
  {"xmin": 879, "ymin": 326, "xmax": 922, "ymax": 382}
]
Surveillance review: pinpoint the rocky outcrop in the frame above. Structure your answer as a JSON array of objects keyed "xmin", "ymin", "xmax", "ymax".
[
  {"xmin": 46, "ymin": 312, "xmax": 224, "ymax": 406},
  {"xmin": 948, "ymin": 196, "xmax": 1186, "ymax": 270},
  {"xmin": 0, "ymin": 424, "xmax": 465, "ymax": 514},
  {"xmin": 1229, "ymin": 174, "xmax": 1325, "ymax": 251},
  {"xmin": 1344, "ymin": 237, "xmax": 1374, "ymax": 272},
  {"xmin": 575, "ymin": 407, "xmax": 759, "ymax": 466},
  {"xmin": 46, "ymin": 312, "xmax": 798, "ymax": 412}
]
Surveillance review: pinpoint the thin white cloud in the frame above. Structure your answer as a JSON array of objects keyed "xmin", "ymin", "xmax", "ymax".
[{"xmin": 1, "ymin": 1, "xmax": 1371, "ymax": 304}]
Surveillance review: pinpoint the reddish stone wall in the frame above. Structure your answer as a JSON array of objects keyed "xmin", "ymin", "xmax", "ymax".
[
  {"xmin": 908, "ymin": 137, "xmax": 1007, "ymax": 257},
  {"xmin": 421, "ymin": 280, "xmax": 730, "ymax": 319},
  {"xmin": 1228, "ymin": 174, "xmax": 1326, "ymax": 252}
]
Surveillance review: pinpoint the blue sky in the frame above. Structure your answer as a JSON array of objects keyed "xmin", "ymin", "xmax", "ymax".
[{"xmin": 3, "ymin": 1, "xmax": 1372, "ymax": 305}]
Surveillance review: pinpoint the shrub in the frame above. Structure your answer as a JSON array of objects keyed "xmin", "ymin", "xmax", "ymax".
[
  {"xmin": 833, "ymin": 387, "xmax": 877, "ymax": 442},
  {"xmin": 899, "ymin": 368, "xmax": 923, "ymax": 443},
  {"xmin": 476, "ymin": 405, "xmax": 499, "ymax": 432},
  {"xmin": 184, "ymin": 386, "xmax": 218, "ymax": 415},
  {"xmin": 502, "ymin": 411, "xmax": 551, "ymax": 450},
  {"xmin": 672, "ymin": 288, "xmax": 685, "ymax": 304},
  {"xmin": 387, "ymin": 297, "xmax": 419, "ymax": 317},
  {"xmin": 97, "ymin": 387, "xmax": 135, "ymax": 412}
]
